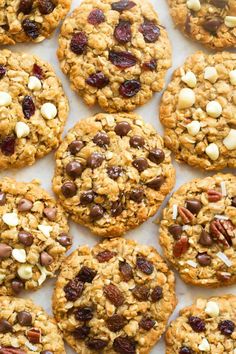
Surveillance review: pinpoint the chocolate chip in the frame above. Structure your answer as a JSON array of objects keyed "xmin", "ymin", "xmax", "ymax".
[
  {"xmin": 139, "ymin": 317, "xmax": 155, "ymax": 330},
  {"xmin": 17, "ymin": 198, "xmax": 33, "ymax": 212},
  {"xmin": 61, "ymin": 181, "xmax": 77, "ymax": 198},
  {"xmin": 111, "ymin": 200, "xmax": 123, "ymax": 217},
  {"xmin": 203, "ymin": 17, "xmax": 223, "ymax": 33},
  {"xmin": 0, "ymin": 244, "xmax": 12, "ymax": 259},
  {"xmin": 146, "ymin": 176, "xmax": 165, "ymax": 190},
  {"xmin": 77, "ymin": 266, "xmax": 97, "ymax": 283},
  {"xmin": 68, "ymin": 140, "xmax": 84, "ymax": 155},
  {"xmin": 132, "ymin": 285, "xmax": 150, "ymax": 301},
  {"xmin": 0, "ymin": 191, "xmax": 6, "ymax": 206},
  {"xmin": 119, "ymin": 261, "xmax": 133, "ymax": 281},
  {"xmin": 218, "ymin": 320, "xmax": 235, "ymax": 336},
  {"xmin": 232, "ymin": 197, "xmax": 236, "ymax": 207},
  {"xmin": 136, "ymin": 256, "xmax": 154, "ymax": 274},
  {"xmin": 132, "ymin": 158, "xmax": 148, "ymax": 172},
  {"xmin": 93, "ymin": 132, "xmax": 110, "ymax": 147},
  {"xmin": 40, "ymin": 251, "xmax": 53, "ymax": 266},
  {"xmin": 107, "ymin": 166, "xmax": 123, "ymax": 180},
  {"xmin": 73, "ymin": 326, "xmax": 90, "ymax": 339},
  {"xmin": 198, "ymin": 230, "xmax": 213, "ymax": 246},
  {"xmin": 107, "ymin": 314, "xmax": 126, "ymax": 332},
  {"xmin": 90, "ymin": 204, "xmax": 104, "ymax": 220},
  {"xmin": 80, "ymin": 191, "xmax": 95, "ymax": 205},
  {"xmin": 130, "ymin": 189, "xmax": 144, "ymax": 203},
  {"xmin": 18, "ymin": 231, "xmax": 33, "ymax": 246},
  {"xmin": 196, "ymin": 252, "xmax": 211, "ymax": 266},
  {"xmin": 87, "ymin": 152, "xmax": 104, "ymax": 169},
  {"xmin": 17, "ymin": 311, "xmax": 32, "ymax": 326},
  {"xmin": 113, "ymin": 336, "xmax": 136, "ymax": 354},
  {"xmin": 58, "ymin": 233, "xmax": 72, "ymax": 247},
  {"xmin": 43, "ymin": 207, "xmax": 57, "ymax": 221},
  {"xmin": 211, "ymin": 0, "xmax": 228, "ymax": 8},
  {"xmin": 75, "ymin": 307, "xmax": 93, "ymax": 321},
  {"xmin": 148, "ymin": 149, "xmax": 165, "ymax": 165},
  {"xmin": 11, "ymin": 279, "xmax": 24, "ymax": 294},
  {"xmin": 0, "ymin": 319, "xmax": 12, "ymax": 333},
  {"xmin": 188, "ymin": 316, "xmax": 206, "ymax": 332},
  {"xmin": 179, "ymin": 347, "xmax": 193, "ymax": 354},
  {"xmin": 115, "ymin": 121, "xmax": 131, "ymax": 136},
  {"xmin": 151, "ymin": 286, "xmax": 163, "ymax": 302},
  {"xmin": 186, "ymin": 199, "xmax": 202, "ymax": 215},
  {"xmin": 66, "ymin": 161, "xmax": 83, "ymax": 178},
  {"xmin": 129, "ymin": 135, "xmax": 145, "ymax": 148},
  {"xmin": 168, "ymin": 225, "xmax": 183, "ymax": 240}
]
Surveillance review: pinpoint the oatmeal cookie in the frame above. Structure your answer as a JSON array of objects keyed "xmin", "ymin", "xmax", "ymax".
[
  {"xmin": 0, "ymin": 49, "xmax": 69, "ymax": 170},
  {"xmin": 0, "ymin": 296, "xmax": 65, "ymax": 353},
  {"xmin": 0, "ymin": 0, "xmax": 71, "ymax": 44},
  {"xmin": 53, "ymin": 238, "xmax": 176, "ymax": 354},
  {"xmin": 52, "ymin": 112, "xmax": 175, "ymax": 237},
  {"xmin": 168, "ymin": 0, "xmax": 236, "ymax": 49},
  {"xmin": 166, "ymin": 295, "xmax": 236, "ymax": 354},
  {"xmin": 0, "ymin": 177, "xmax": 71, "ymax": 296},
  {"xmin": 57, "ymin": 0, "xmax": 171, "ymax": 112},
  {"xmin": 159, "ymin": 173, "xmax": 236, "ymax": 288},
  {"xmin": 160, "ymin": 51, "xmax": 236, "ymax": 171}
]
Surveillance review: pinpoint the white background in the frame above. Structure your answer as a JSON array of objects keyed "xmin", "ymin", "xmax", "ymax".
[{"xmin": 1, "ymin": 0, "xmax": 236, "ymax": 352}]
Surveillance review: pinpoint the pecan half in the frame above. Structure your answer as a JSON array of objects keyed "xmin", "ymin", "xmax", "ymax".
[
  {"xmin": 207, "ymin": 190, "xmax": 222, "ymax": 202},
  {"xmin": 178, "ymin": 206, "xmax": 194, "ymax": 224},
  {"xmin": 26, "ymin": 328, "xmax": 41, "ymax": 343},
  {"xmin": 210, "ymin": 219, "xmax": 235, "ymax": 247},
  {"xmin": 0, "ymin": 349, "xmax": 26, "ymax": 354},
  {"xmin": 173, "ymin": 236, "xmax": 189, "ymax": 257}
]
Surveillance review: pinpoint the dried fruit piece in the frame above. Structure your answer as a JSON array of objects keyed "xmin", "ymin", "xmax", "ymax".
[
  {"xmin": 70, "ymin": 32, "xmax": 88, "ymax": 55},
  {"xmin": 64, "ymin": 278, "xmax": 84, "ymax": 301},
  {"xmin": 88, "ymin": 9, "xmax": 105, "ymax": 25},
  {"xmin": 207, "ymin": 189, "xmax": 222, "ymax": 202},
  {"xmin": 22, "ymin": 96, "xmax": 35, "ymax": 119},
  {"xmin": 210, "ymin": 219, "xmax": 235, "ymax": 247},
  {"xmin": 0, "ymin": 66, "xmax": 6, "ymax": 79},
  {"xmin": 22, "ymin": 19, "xmax": 40, "ymax": 39},
  {"xmin": 119, "ymin": 261, "xmax": 133, "ymax": 281},
  {"xmin": 218, "ymin": 320, "xmax": 235, "ymax": 336},
  {"xmin": 114, "ymin": 20, "xmax": 132, "ymax": 43},
  {"xmin": 139, "ymin": 20, "xmax": 160, "ymax": 42},
  {"xmin": 113, "ymin": 336, "xmax": 136, "ymax": 354},
  {"xmin": 1, "ymin": 136, "xmax": 16, "ymax": 156},
  {"xmin": 26, "ymin": 328, "xmax": 41, "ymax": 343},
  {"xmin": 211, "ymin": 0, "xmax": 228, "ymax": 7},
  {"xmin": 96, "ymin": 250, "xmax": 116, "ymax": 262},
  {"xmin": 132, "ymin": 285, "xmax": 150, "ymax": 301},
  {"xmin": 173, "ymin": 236, "xmax": 189, "ymax": 257},
  {"xmin": 179, "ymin": 347, "xmax": 193, "ymax": 354},
  {"xmin": 111, "ymin": 0, "xmax": 136, "ymax": 12},
  {"xmin": 38, "ymin": 0, "xmax": 55, "ymax": 14},
  {"xmin": 119, "ymin": 80, "xmax": 141, "ymax": 98},
  {"xmin": 18, "ymin": 0, "xmax": 33, "ymax": 13},
  {"xmin": 86, "ymin": 72, "xmax": 109, "ymax": 88},
  {"xmin": 188, "ymin": 316, "xmax": 206, "ymax": 332},
  {"xmin": 139, "ymin": 316, "xmax": 155, "ymax": 330},
  {"xmin": 178, "ymin": 206, "xmax": 194, "ymax": 224},
  {"xmin": 73, "ymin": 326, "xmax": 90, "ymax": 339},
  {"xmin": 86, "ymin": 339, "xmax": 108, "ymax": 350},
  {"xmin": 104, "ymin": 284, "xmax": 124, "ymax": 307},
  {"xmin": 109, "ymin": 51, "xmax": 137, "ymax": 69},
  {"xmin": 151, "ymin": 286, "xmax": 163, "ymax": 302},
  {"xmin": 107, "ymin": 314, "xmax": 126, "ymax": 332},
  {"xmin": 77, "ymin": 266, "xmax": 97, "ymax": 283},
  {"xmin": 142, "ymin": 59, "xmax": 157, "ymax": 71},
  {"xmin": 32, "ymin": 63, "xmax": 43, "ymax": 79},
  {"xmin": 136, "ymin": 257, "xmax": 154, "ymax": 274},
  {"xmin": 75, "ymin": 307, "xmax": 94, "ymax": 321}
]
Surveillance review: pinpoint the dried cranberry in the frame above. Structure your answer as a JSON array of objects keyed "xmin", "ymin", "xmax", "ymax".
[
  {"xmin": 139, "ymin": 317, "xmax": 155, "ymax": 330},
  {"xmin": 86, "ymin": 339, "xmax": 108, "ymax": 350},
  {"xmin": 188, "ymin": 316, "xmax": 206, "ymax": 332},
  {"xmin": 104, "ymin": 284, "xmax": 124, "ymax": 307},
  {"xmin": 96, "ymin": 250, "xmax": 116, "ymax": 262},
  {"xmin": 179, "ymin": 347, "xmax": 193, "ymax": 354},
  {"xmin": 218, "ymin": 320, "xmax": 235, "ymax": 336},
  {"xmin": 107, "ymin": 314, "xmax": 126, "ymax": 332},
  {"xmin": 0, "ymin": 66, "xmax": 6, "ymax": 79},
  {"xmin": 119, "ymin": 80, "xmax": 141, "ymax": 98},
  {"xmin": 75, "ymin": 307, "xmax": 94, "ymax": 321},
  {"xmin": 111, "ymin": 0, "xmax": 136, "ymax": 12},
  {"xmin": 18, "ymin": 0, "xmax": 33, "ymax": 14},
  {"xmin": 113, "ymin": 336, "xmax": 136, "ymax": 354},
  {"xmin": 70, "ymin": 32, "xmax": 88, "ymax": 55},
  {"xmin": 119, "ymin": 261, "xmax": 133, "ymax": 281},
  {"xmin": 1, "ymin": 136, "xmax": 16, "ymax": 156},
  {"xmin": 142, "ymin": 59, "xmax": 157, "ymax": 71},
  {"xmin": 77, "ymin": 266, "xmax": 97, "ymax": 283},
  {"xmin": 136, "ymin": 256, "xmax": 154, "ymax": 274},
  {"xmin": 132, "ymin": 285, "xmax": 150, "ymax": 301},
  {"xmin": 73, "ymin": 326, "xmax": 90, "ymax": 339},
  {"xmin": 38, "ymin": 0, "xmax": 55, "ymax": 14},
  {"xmin": 114, "ymin": 20, "xmax": 132, "ymax": 43},
  {"xmin": 32, "ymin": 64, "xmax": 43, "ymax": 79},
  {"xmin": 109, "ymin": 51, "xmax": 137, "ymax": 69},
  {"xmin": 22, "ymin": 19, "xmax": 40, "ymax": 39},
  {"xmin": 139, "ymin": 20, "xmax": 160, "ymax": 43},
  {"xmin": 22, "ymin": 96, "xmax": 35, "ymax": 119},
  {"xmin": 151, "ymin": 286, "xmax": 163, "ymax": 302},
  {"xmin": 88, "ymin": 9, "xmax": 105, "ymax": 25},
  {"xmin": 86, "ymin": 72, "xmax": 109, "ymax": 88},
  {"xmin": 64, "ymin": 278, "xmax": 84, "ymax": 301}
]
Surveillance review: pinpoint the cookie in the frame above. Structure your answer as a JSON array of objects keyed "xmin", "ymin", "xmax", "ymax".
[
  {"xmin": 53, "ymin": 112, "xmax": 175, "ymax": 237},
  {"xmin": 168, "ymin": 0, "xmax": 236, "ymax": 49},
  {"xmin": 0, "ymin": 0, "xmax": 71, "ymax": 44},
  {"xmin": 53, "ymin": 238, "xmax": 176, "ymax": 354},
  {"xmin": 0, "ymin": 177, "xmax": 71, "ymax": 296},
  {"xmin": 160, "ymin": 51, "xmax": 236, "ymax": 171},
  {"xmin": 0, "ymin": 296, "xmax": 65, "ymax": 353},
  {"xmin": 58, "ymin": 0, "xmax": 171, "ymax": 112},
  {"xmin": 159, "ymin": 173, "xmax": 236, "ymax": 288},
  {"xmin": 165, "ymin": 295, "xmax": 236, "ymax": 354},
  {"xmin": 0, "ymin": 49, "xmax": 69, "ymax": 169}
]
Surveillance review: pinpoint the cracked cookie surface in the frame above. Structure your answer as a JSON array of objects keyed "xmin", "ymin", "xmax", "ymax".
[
  {"xmin": 58, "ymin": 0, "xmax": 171, "ymax": 112},
  {"xmin": 0, "ymin": 50, "xmax": 69, "ymax": 170},
  {"xmin": 160, "ymin": 51, "xmax": 236, "ymax": 171},
  {"xmin": 53, "ymin": 112, "xmax": 175, "ymax": 237},
  {"xmin": 53, "ymin": 238, "xmax": 176, "ymax": 354},
  {"xmin": 168, "ymin": 0, "xmax": 236, "ymax": 49},
  {"xmin": 160, "ymin": 173, "xmax": 236, "ymax": 287},
  {"xmin": 0, "ymin": 296, "xmax": 65, "ymax": 353},
  {"xmin": 0, "ymin": 0, "xmax": 71, "ymax": 44},
  {"xmin": 0, "ymin": 177, "xmax": 71, "ymax": 296},
  {"xmin": 165, "ymin": 295, "xmax": 236, "ymax": 354}
]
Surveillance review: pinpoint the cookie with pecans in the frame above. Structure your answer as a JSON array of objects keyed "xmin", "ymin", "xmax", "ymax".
[
  {"xmin": 58, "ymin": 0, "xmax": 171, "ymax": 112},
  {"xmin": 53, "ymin": 238, "xmax": 176, "ymax": 354},
  {"xmin": 52, "ymin": 112, "xmax": 175, "ymax": 237},
  {"xmin": 0, "ymin": 50, "xmax": 69, "ymax": 170},
  {"xmin": 166, "ymin": 295, "xmax": 236, "ymax": 354},
  {"xmin": 0, "ymin": 0, "xmax": 71, "ymax": 44},
  {"xmin": 159, "ymin": 173, "xmax": 236, "ymax": 287},
  {"xmin": 0, "ymin": 296, "xmax": 65, "ymax": 353},
  {"xmin": 0, "ymin": 177, "xmax": 71, "ymax": 296},
  {"xmin": 160, "ymin": 51, "xmax": 236, "ymax": 171},
  {"xmin": 168, "ymin": 0, "xmax": 236, "ymax": 49}
]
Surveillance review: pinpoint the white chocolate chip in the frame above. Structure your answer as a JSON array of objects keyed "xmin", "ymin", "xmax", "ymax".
[
  {"xmin": 229, "ymin": 70, "xmax": 236, "ymax": 85},
  {"xmin": 223, "ymin": 129, "xmax": 236, "ymax": 150},
  {"xmin": 206, "ymin": 101, "xmax": 222, "ymax": 118},
  {"xmin": 41, "ymin": 102, "xmax": 57, "ymax": 120},
  {"xmin": 17, "ymin": 264, "xmax": 33, "ymax": 280},
  {"xmin": 187, "ymin": 0, "xmax": 201, "ymax": 11},
  {"xmin": 205, "ymin": 301, "xmax": 220, "ymax": 317},
  {"xmin": 38, "ymin": 224, "xmax": 53, "ymax": 237},
  {"xmin": 15, "ymin": 122, "xmax": 30, "ymax": 138},
  {"xmin": 205, "ymin": 143, "xmax": 219, "ymax": 161},
  {"xmin": 0, "ymin": 92, "xmax": 12, "ymax": 107},
  {"xmin": 204, "ymin": 67, "xmax": 218, "ymax": 83},
  {"xmin": 233, "ymin": 350, "xmax": 236, "ymax": 354},
  {"xmin": 178, "ymin": 88, "xmax": 195, "ymax": 109},
  {"xmin": 12, "ymin": 249, "xmax": 27, "ymax": 263},
  {"xmin": 37, "ymin": 264, "xmax": 53, "ymax": 286},
  {"xmin": 186, "ymin": 120, "xmax": 201, "ymax": 136},
  {"xmin": 2, "ymin": 212, "xmax": 19, "ymax": 227},
  {"xmin": 224, "ymin": 16, "xmax": 236, "ymax": 28},
  {"xmin": 181, "ymin": 71, "xmax": 197, "ymax": 88},
  {"xmin": 198, "ymin": 338, "xmax": 210, "ymax": 351},
  {"xmin": 28, "ymin": 76, "xmax": 42, "ymax": 91}
]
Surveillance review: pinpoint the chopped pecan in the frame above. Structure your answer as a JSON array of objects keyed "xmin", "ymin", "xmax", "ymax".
[
  {"xmin": 0, "ymin": 349, "xmax": 26, "ymax": 354},
  {"xmin": 26, "ymin": 328, "xmax": 41, "ymax": 343},
  {"xmin": 178, "ymin": 206, "xmax": 194, "ymax": 224},
  {"xmin": 210, "ymin": 219, "xmax": 235, "ymax": 247},
  {"xmin": 216, "ymin": 271, "xmax": 231, "ymax": 282},
  {"xmin": 207, "ymin": 190, "xmax": 222, "ymax": 202},
  {"xmin": 173, "ymin": 236, "xmax": 189, "ymax": 257}
]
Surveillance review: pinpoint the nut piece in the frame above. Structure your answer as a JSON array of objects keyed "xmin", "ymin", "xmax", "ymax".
[
  {"xmin": 205, "ymin": 301, "xmax": 220, "ymax": 317},
  {"xmin": 210, "ymin": 219, "xmax": 235, "ymax": 247},
  {"xmin": 15, "ymin": 122, "xmax": 30, "ymax": 138},
  {"xmin": 198, "ymin": 338, "xmax": 210, "ymax": 351},
  {"xmin": 223, "ymin": 129, "xmax": 236, "ymax": 150},
  {"xmin": 0, "ymin": 92, "xmax": 12, "ymax": 106},
  {"xmin": 186, "ymin": 121, "xmax": 200, "ymax": 136},
  {"xmin": 178, "ymin": 88, "xmax": 196, "ymax": 109},
  {"xmin": 206, "ymin": 101, "xmax": 222, "ymax": 118},
  {"xmin": 186, "ymin": 0, "xmax": 201, "ymax": 11},
  {"xmin": 205, "ymin": 143, "xmax": 219, "ymax": 161},
  {"xmin": 229, "ymin": 70, "xmax": 236, "ymax": 85},
  {"xmin": 173, "ymin": 235, "xmax": 189, "ymax": 257},
  {"xmin": 17, "ymin": 264, "xmax": 33, "ymax": 279},
  {"xmin": 41, "ymin": 103, "xmax": 57, "ymax": 120},
  {"xmin": 12, "ymin": 249, "xmax": 27, "ymax": 263},
  {"xmin": 207, "ymin": 190, "xmax": 222, "ymax": 202},
  {"xmin": 224, "ymin": 16, "xmax": 236, "ymax": 28},
  {"xmin": 204, "ymin": 67, "xmax": 218, "ymax": 83},
  {"xmin": 2, "ymin": 212, "xmax": 19, "ymax": 227},
  {"xmin": 28, "ymin": 76, "xmax": 42, "ymax": 91},
  {"xmin": 181, "ymin": 71, "xmax": 197, "ymax": 88},
  {"xmin": 27, "ymin": 328, "xmax": 41, "ymax": 343},
  {"xmin": 178, "ymin": 206, "xmax": 194, "ymax": 223}
]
